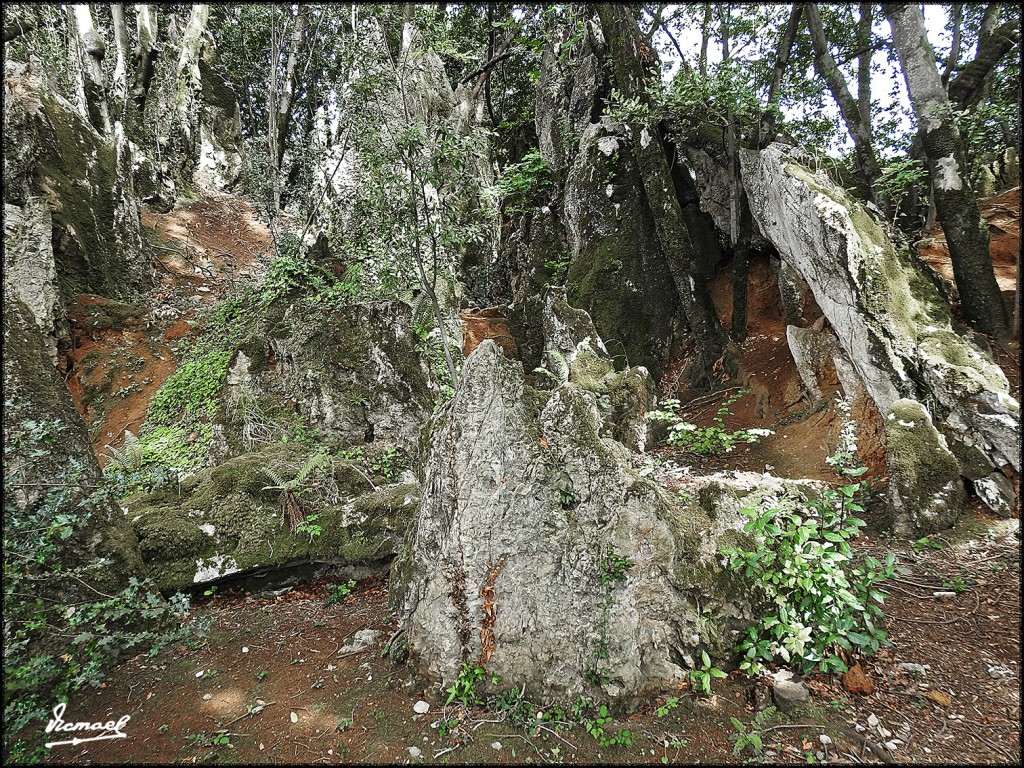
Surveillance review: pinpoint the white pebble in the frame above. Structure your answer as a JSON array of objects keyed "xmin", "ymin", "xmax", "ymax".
[
  {"xmin": 413, "ymin": 700, "xmax": 430, "ymax": 714},
  {"xmin": 202, "ymin": 693, "xmax": 212, "ymax": 701}
]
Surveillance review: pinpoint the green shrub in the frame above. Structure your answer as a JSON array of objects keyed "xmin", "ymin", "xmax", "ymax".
[
  {"xmin": 647, "ymin": 389, "xmax": 773, "ymax": 454},
  {"xmin": 3, "ymin": 402, "xmax": 200, "ymax": 763}
]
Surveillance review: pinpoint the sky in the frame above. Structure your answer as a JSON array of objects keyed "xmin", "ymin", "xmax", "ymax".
[{"xmin": 653, "ymin": 4, "xmax": 957, "ymax": 158}]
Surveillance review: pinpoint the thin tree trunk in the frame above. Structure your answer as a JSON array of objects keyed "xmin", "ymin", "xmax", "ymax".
[
  {"xmin": 131, "ymin": 5, "xmax": 160, "ymax": 112},
  {"xmin": 940, "ymin": 3, "xmax": 962, "ymax": 88},
  {"xmin": 856, "ymin": 3, "xmax": 873, "ymax": 138},
  {"xmin": 885, "ymin": 2, "xmax": 1009, "ymax": 339},
  {"xmin": 109, "ymin": 5, "xmax": 129, "ymax": 123},
  {"xmin": 757, "ymin": 3, "xmax": 802, "ymax": 148},
  {"xmin": 275, "ymin": 4, "xmax": 310, "ymax": 171},
  {"xmin": 698, "ymin": 4, "xmax": 711, "ymax": 78},
  {"xmin": 69, "ymin": 4, "xmax": 111, "ymax": 134},
  {"xmin": 947, "ymin": 19, "xmax": 1018, "ymax": 108},
  {"xmin": 268, "ymin": 10, "xmax": 281, "ymax": 222},
  {"xmin": 805, "ymin": 3, "xmax": 886, "ymax": 213},
  {"xmin": 596, "ymin": 3, "xmax": 731, "ymax": 388}
]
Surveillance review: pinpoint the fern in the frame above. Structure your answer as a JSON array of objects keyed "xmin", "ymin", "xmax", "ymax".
[{"xmin": 103, "ymin": 430, "xmax": 146, "ymax": 474}]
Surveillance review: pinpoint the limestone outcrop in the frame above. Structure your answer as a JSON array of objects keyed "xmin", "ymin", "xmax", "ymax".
[
  {"xmin": 742, "ymin": 143, "xmax": 1020, "ymax": 520},
  {"xmin": 218, "ymin": 302, "xmax": 436, "ymax": 456},
  {"xmin": 393, "ymin": 336, "xmax": 825, "ymax": 706},
  {"xmin": 526, "ymin": 23, "xmax": 681, "ymax": 379},
  {"xmin": 129, "ymin": 442, "xmax": 418, "ymax": 592},
  {"xmin": 3, "ymin": 291, "xmax": 143, "ymax": 591},
  {"xmin": 3, "ymin": 61, "xmax": 151, "ymax": 358}
]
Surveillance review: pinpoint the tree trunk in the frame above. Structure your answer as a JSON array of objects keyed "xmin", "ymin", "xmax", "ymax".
[
  {"xmin": 68, "ymin": 4, "xmax": 111, "ymax": 134},
  {"xmin": 757, "ymin": 3, "xmax": 802, "ymax": 148},
  {"xmin": 885, "ymin": 2, "xmax": 1009, "ymax": 339},
  {"xmin": 947, "ymin": 19, "xmax": 1018, "ymax": 108},
  {"xmin": 805, "ymin": 3, "xmax": 886, "ymax": 213},
  {"xmin": 698, "ymin": 4, "xmax": 711, "ymax": 78},
  {"xmin": 596, "ymin": 3, "xmax": 731, "ymax": 387},
  {"xmin": 131, "ymin": 5, "xmax": 160, "ymax": 113},
  {"xmin": 940, "ymin": 3, "xmax": 962, "ymax": 88},
  {"xmin": 109, "ymin": 5, "xmax": 129, "ymax": 122},
  {"xmin": 275, "ymin": 4, "xmax": 311, "ymax": 171},
  {"xmin": 856, "ymin": 2, "xmax": 873, "ymax": 138}
]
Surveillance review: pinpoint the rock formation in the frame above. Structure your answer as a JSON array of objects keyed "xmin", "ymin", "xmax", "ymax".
[
  {"xmin": 129, "ymin": 442, "xmax": 418, "ymax": 592},
  {"xmin": 4, "ymin": 61, "xmax": 151, "ymax": 359},
  {"xmin": 218, "ymin": 302, "xmax": 437, "ymax": 455},
  {"xmin": 742, "ymin": 143, "xmax": 1020, "ymax": 523},
  {"xmin": 393, "ymin": 296, "xmax": 824, "ymax": 706}
]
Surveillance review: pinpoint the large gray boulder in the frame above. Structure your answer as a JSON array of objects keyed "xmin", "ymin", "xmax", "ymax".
[
  {"xmin": 4, "ymin": 62, "xmax": 151, "ymax": 358},
  {"xmin": 741, "ymin": 144, "xmax": 1020, "ymax": 518},
  {"xmin": 392, "ymin": 340, "xmax": 823, "ymax": 706}
]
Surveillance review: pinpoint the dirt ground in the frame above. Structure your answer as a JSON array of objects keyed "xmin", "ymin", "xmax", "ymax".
[{"xmin": 36, "ymin": 190, "xmax": 1020, "ymax": 765}]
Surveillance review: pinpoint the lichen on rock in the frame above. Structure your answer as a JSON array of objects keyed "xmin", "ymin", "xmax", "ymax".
[{"xmin": 883, "ymin": 399, "xmax": 965, "ymax": 537}]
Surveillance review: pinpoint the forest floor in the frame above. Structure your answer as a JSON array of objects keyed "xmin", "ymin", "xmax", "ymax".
[{"xmin": 39, "ymin": 189, "xmax": 1021, "ymax": 765}]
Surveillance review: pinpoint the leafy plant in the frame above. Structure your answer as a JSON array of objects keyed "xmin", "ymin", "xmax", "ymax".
[
  {"xmin": 722, "ymin": 482, "xmax": 898, "ymax": 675},
  {"xmin": 576, "ymin": 700, "xmax": 633, "ymax": 747},
  {"xmin": 690, "ymin": 650, "xmax": 728, "ymax": 695},
  {"xmin": 655, "ymin": 696, "xmax": 680, "ymax": 717},
  {"xmin": 3, "ymin": 400, "xmax": 201, "ymax": 762},
  {"xmin": 558, "ymin": 482, "xmax": 577, "ymax": 509},
  {"xmin": 445, "ymin": 662, "xmax": 501, "ymax": 708},
  {"xmin": 589, "ymin": 553, "xmax": 634, "ymax": 685},
  {"xmin": 487, "ymin": 149, "xmax": 552, "ymax": 215},
  {"xmin": 647, "ymin": 390, "xmax": 773, "ymax": 455},
  {"xmin": 325, "ymin": 580, "xmax": 356, "ymax": 606}
]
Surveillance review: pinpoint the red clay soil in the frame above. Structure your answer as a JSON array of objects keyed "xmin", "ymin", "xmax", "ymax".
[{"xmin": 63, "ymin": 195, "xmax": 272, "ymax": 462}]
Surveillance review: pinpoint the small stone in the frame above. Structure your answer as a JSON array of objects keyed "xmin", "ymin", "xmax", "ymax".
[
  {"xmin": 885, "ymin": 741, "xmax": 898, "ymax": 752},
  {"xmin": 987, "ymin": 664, "xmax": 1013, "ymax": 679},
  {"xmin": 896, "ymin": 663, "xmax": 927, "ymax": 675},
  {"xmin": 413, "ymin": 700, "xmax": 430, "ymax": 714},
  {"xmin": 242, "ymin": 646, "xmax": 249, "ymax": 653},
  {"xmin": 771, "ymin": 670, "xmax": 810, "ymax": 712},
  {"xmin": 407, "ymin": 746, "xmax": 422, "ymax": 758},
  {"xmin": 290, "ymin": 711, "xmax": 298, "ymax": 723},
  {"xmin": 202, "ymin": 693, "xmax": 212, "ymax": 701},
  {"xmin": 843, "ymin": 664, "xmax": 874, "ymax": 694},
  {"xmin": 491, "ymin": 741, "xmax": 502, "ymax": 750},
  {"xmin": 867, "ymin": 713, "xmax": 879, "ymax": 728}
]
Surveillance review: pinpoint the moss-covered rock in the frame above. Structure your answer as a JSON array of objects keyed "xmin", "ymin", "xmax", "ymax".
[
  {"xmin": 741, "ymin": 143, "xmax": 1019, "ymax": 517},
  {"xmin": 3, "ymin": 291, "xmax": 143, "ymax": 593},
  {"xmin": 884, "ymin": 399, "xmax": 965, "ymax": 537},
  {"xmin": 129, "ymin": 442, "xmax": 418, "ymax": 592},
  {"xmin": 564, "ymin": 122, "xmax": 681, "ymax": 378}
]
